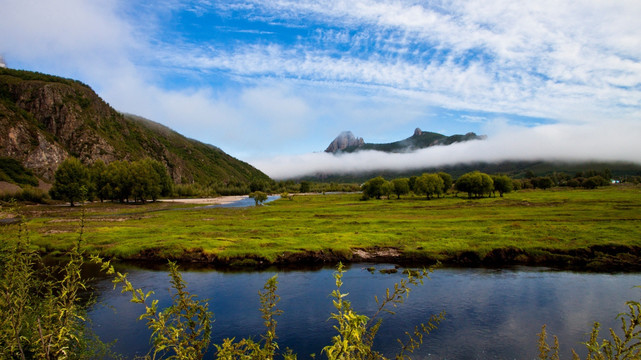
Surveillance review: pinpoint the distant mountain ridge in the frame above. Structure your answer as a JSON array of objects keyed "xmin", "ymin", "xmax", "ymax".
[
  {"xmin": 0, "ymin": 68, "xmax": 269, "ymax": 186},
  {"xmin": 325, "ymin": 128, "xmax": 486, "ymax": 153}
]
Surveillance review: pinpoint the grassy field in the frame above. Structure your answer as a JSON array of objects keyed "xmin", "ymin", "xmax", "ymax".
[{"xmin": 3, "ymin": 185, "xmax": 641, "ymax": 269}]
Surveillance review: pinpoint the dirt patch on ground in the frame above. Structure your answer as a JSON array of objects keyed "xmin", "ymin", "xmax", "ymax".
[
  {"xmin": 45, "ymin": 229, "xmax": 71, "ymax": 234},
  {"xmin": 0, "ymin": 181, "xmax": 22, "ymax": 194},
  {"xmin": 351, "ymin": 247, "xmax": 402, "ymax": 260},
  {"xmin": 158, "ymin": 196, "xmax": 248, "ymax": 205},
  {"xmin": 38, "ymin": 179, "xmax": 52, "ymax": 193}
]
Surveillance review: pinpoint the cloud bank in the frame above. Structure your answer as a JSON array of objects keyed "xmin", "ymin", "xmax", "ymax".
[{"xmin": 252, "ymin": 120, "xmax": 641, "ymax": 179}]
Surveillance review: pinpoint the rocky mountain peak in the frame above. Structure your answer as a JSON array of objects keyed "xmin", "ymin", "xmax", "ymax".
[
  {"xmin": 413, "ymin": 128, "xmax": 422, "ymax": 136},
  {"xmin": 325, "ymin": 131, "xmax": 364, "ymax": 152}
]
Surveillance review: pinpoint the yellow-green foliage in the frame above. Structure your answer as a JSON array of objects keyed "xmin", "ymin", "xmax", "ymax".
[
  {"xmin": 539, "ymin": 288, "xmax": 641, "ymax": 359},
  {"xmin": 0, "ymin": 207, "xmax": 110, "ymax": 359}
]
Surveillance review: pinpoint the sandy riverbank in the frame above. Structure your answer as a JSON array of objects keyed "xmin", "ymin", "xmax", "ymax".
[{"xmin": 158, "ymin": 195, "xmax": 248, "ymax": 205}]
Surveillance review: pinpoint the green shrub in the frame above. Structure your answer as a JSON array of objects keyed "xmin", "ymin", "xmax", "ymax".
[
  {"xmin": 0, "ymin": 157, "xmax": 39, "ymax": 187},
  {"xmin": 0, "ymin": 186, "xmax": 50, "ymax": 204},
  {"xmin": 0, "ymin": 206, "xmax": 112, "ymax": 359}
]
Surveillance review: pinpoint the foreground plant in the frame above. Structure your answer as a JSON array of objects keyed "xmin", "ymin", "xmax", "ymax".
[
  {"xmin": 538, "ymin": 288, "xmax": 641, "ymax": 360},
  {"xmin": 99, "ymin": 259, "xmax": 444, "ymax": 359},
  {"xmin": 323, "ymin": 263, "xmax": 445, "ymax": 360},
  {"xmin": 93, "ymin": 258, "xmax": 213, "ymax": 360},
  {"xmin": 0, "ymin": 202, "xmax": 110, "ymax": 359}
]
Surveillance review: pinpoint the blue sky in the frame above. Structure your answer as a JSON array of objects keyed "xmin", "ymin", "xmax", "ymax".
[{"xmin": 2, "ymin": 0, "xmax": 641, "ymax": 178}]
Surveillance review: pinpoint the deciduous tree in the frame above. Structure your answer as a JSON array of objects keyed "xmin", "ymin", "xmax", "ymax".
[
  {"xmin": 491, "ymin": 174, "xmax": 513, "ymax": 197},
  {"xmin": 50, "ymin": 157, "xmax": 89, "ymax": 206},
  {"xmin": 249, "ymin": 191, "xmax": 268, "ymax": 205},
  {"xmin": 455, "ymin": 171, "xmax": 494, "ymax": 198},
  {"xmin": 437, "ymin": 172, "xmax": 453, "ymax": 195},
  {"xmin": 361, "ymin": 176, "xmax": 386, "ymax": 200},
  {"xmin": 415, "ymin": 173, "xmax": 444, "ymax": 200},
  {"xmin": 391, "ymin": 178, "xmax": 410, "ymax": 199}
]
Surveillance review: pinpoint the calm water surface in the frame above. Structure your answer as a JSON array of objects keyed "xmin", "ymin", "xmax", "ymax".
[
  {"xmin": 201, "ymin": 195, "xmax": 280, "ymax": 208},
  {"xmin": 88, "ymin": 264, "xmax": 641, "ymax": 359}
]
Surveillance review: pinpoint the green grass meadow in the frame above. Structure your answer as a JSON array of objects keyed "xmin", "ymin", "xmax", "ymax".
[{"xmin": 4, "ymin": 185, "xmax": 641, "ymax": 266}]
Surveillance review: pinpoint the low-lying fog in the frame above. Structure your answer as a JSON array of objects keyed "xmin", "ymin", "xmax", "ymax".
[{"xmin": 251, "ymin": 121, "xmax": 641, "ymax": 179}]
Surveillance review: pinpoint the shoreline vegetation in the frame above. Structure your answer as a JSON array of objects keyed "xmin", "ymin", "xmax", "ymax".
[{"xmin": 2, "ymin": 185, "xmax": 641, "ymax": 272}]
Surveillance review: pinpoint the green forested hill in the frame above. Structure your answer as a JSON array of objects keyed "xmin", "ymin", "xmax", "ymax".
[
  {"xmin": 0, "ymin": 68, "xmax": 269, "ymax": 187},
  {"xmin": 304, "ymin": 160, "xmax": 641, "ymax": 183}
]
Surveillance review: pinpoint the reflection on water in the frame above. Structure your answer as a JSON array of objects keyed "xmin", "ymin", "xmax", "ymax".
[{"xmin": 88, "ymin": 264, "xmax": 641, "ymax": 359}]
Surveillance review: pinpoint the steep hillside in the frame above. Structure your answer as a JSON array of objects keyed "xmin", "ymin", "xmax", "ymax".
[
  {"xmin": 325, "ymin": 128, "xmax": 486, "ymax": 153},
  {"xmin": 0, "ymin": 68, "xmax": 269, "ymax": 186}
]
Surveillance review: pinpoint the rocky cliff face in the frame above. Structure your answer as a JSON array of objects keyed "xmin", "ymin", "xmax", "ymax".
[
  {"xmin": 0, "ymin": 68, "xmax": 270, "ymax": 185},
  {"xmin": 1, "ymin": 77, "xmax": 119, "ymax": 181},
  {"xmin": 325, "ymin": 131, "xmax": 364, "ymax": 152}
]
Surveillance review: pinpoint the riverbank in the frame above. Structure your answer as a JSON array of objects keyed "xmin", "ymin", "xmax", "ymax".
[
  {"xmin": 157, "ymin": 195, "xmax": 248, "ymax": 205},
  {"xmin": 123, "ymin": 243, "xmax": 641, "ymax": 272},
  {"xmin": 5, "ymin": 186, "xmax": 641, "ymax": 272}
]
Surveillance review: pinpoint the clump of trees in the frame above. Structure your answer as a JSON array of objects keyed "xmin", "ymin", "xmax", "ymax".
[
  {"xmin": 361, "ymin": 171, "xmax": 509, "ymax": 200},
  {"xmin": 50, "ymin": 157, "xmax": 173, "ymax": 205},
  {"xmin": 360, "ymin": 167, "xmax": 618, "ymax": 202},
  {"xmin": 515, "ymin": 169, "xmax": 613, "ymax": 190}
]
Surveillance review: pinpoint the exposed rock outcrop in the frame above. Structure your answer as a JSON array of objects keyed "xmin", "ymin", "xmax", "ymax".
[
  {"xmin": 0, "ymin": 68, "xmax": 270, "ymax": 185},
  {"xmin": 325, "ymin": 131, "xmax": 364, "ymax": 152}
]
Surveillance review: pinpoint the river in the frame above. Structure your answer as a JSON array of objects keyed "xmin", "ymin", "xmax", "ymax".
[{"xmin": 87, "ymin": 263, "xmax": 641, "ymax": 359}]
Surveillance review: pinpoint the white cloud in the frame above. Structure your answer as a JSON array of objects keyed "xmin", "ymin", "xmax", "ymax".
[
  {"xmin": 201, "ymin": 0, "xmax": 641, "ymax": 123},
  {"xmin": 0, "ymin": 0, "xmax": 140, "ymax": 81},
  {"xmin": 251, "ymin": 120, "xmax": 641, "ymax": 179}
]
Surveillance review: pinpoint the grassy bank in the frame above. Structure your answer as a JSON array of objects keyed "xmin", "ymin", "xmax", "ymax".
[{"xmin": 3, "ymin": 185, "xmax": 641, "ymax": 270}]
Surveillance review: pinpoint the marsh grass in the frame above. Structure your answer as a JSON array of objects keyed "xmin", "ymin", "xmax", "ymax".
[{"xmin": 6, "ymin": 186, "xmax": 641, "ymax": 264}]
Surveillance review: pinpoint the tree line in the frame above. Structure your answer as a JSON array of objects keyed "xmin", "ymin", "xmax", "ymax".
[
  {"xmin": 361, "ymin": 168, "xmax": 616, "ymax": 201},
  {"xmin": 361, "ymin": 171, "xmax": 515, "ymax": 200},
  {"xmin": 47, "ymin": 158, "xmax": 365, "ymax": 206},
  {"xmin": 514, "ymin": 169, "xmax": 613, "ymax": 190},
  {"xmin": 50, "ymin": 157, "xmax": 173, "ymax": 206}
]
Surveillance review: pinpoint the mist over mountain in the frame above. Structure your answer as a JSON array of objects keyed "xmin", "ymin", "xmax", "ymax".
[
  {"xmin": 0, "ymin": 68, "xmax": 269, "ymax": 186},
  {"xmin": 325, "ymin": 131, "xmax": 364, "ymax": 152},
  {"xmin": 252, "ymin": 121, "xmax": 641, "ymax": 180},
  {"xmin": 325, "ymin": 128, "xmax": 486, "ymax": 154}
]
